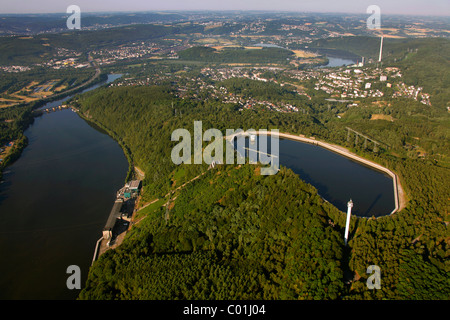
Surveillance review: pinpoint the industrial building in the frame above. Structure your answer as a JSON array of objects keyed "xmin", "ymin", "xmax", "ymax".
[
  {"xmin": 102, "ymin": 180, "xmax": 142, "ymax": 242},
  {"xmin": 117, "ymin": 179, "xmax": 141, "ymax": 199},
  {"xmin": 127, "ymin": 180, "xmax": 141, "ymax": 191},
  {"xmin": 102, "ymin": 199, "xmax": 124, "ymax": 240}
]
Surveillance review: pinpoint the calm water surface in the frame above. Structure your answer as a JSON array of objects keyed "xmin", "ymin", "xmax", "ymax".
[
  {"xmin": 278, "ymin": 139, "xmax": 394, "ymax": 216},
  {"xmin": 321, "ymin": 56, "xmax": 356, "ymax": 68},
  {"xmin": 0, "ymin": 74, "xmax": 128, "ymax": 299},
  {"xmin": 236, "ymin": 136, "xmax": 395, "ymax": 217}
]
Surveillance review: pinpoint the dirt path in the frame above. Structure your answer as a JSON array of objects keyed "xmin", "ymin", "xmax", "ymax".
[{"xmin": 134, "ymin": 166, "xmax": 145, "ymax": 180}]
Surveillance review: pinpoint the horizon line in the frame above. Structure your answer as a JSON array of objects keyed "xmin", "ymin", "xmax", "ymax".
[{"xmin": 0, "ymin": 9, "xmax": 449, "ymax": 17}]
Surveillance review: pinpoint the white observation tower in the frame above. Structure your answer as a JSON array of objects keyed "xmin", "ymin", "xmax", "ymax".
[
  {"xmin": 344, "ymin": 199, "xmax": 353, "ymax": 245},
  {"xmin": 378, "ymin": 35, "xmax": 384, "ymax": 63}
]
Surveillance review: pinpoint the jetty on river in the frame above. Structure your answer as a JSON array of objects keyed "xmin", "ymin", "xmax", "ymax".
[{"xmin": 32, "ymin": 104, "xmax": 80, "ymax": 116}]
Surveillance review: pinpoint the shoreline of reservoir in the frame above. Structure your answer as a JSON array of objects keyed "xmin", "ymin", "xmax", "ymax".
[{"xmin": 227, "ymin": 130, "xmax": 407, "ymax": 216}]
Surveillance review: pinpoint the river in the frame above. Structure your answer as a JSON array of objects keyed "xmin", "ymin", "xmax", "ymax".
[{"xmin": 0, "ymin": 74, "xmax": 128, "ymax": 299}]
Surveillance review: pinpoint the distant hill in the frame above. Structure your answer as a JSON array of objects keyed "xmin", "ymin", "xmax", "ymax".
[
  {"xmin": 0, "ymin": 24, "xmax": 177, "ymax": 65},
  {"xmin": 0, "ymin": 36, "xmax": 54, "ymax": 65},
  {"xmin": 0, "ymin": 12, "xmax": 185, "ymax": 35},
  {"xmin": 44, "ymin": 24, "xmax": 177, "ymax": 50},
  {"xmin": 178, "ymin": 46, "xmax": 295, "ymax": 64}
]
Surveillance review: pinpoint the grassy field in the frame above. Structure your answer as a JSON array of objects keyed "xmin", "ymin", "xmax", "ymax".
[
  {"xmin": 212, "ymin": 45, "xmax": 263, "ymax": 51},
  {"xmin": 370, "ymin": 114, "xmax": 395, "ymax": 121},
  {"xmin": 194, "ymin": 37, "xmax": 235, "ymax": 46},
  {"xmin": 291, "ymin": 49, "xmax": 318, "ymax": 58}
]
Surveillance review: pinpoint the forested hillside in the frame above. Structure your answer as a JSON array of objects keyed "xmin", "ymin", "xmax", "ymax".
[
  {"xmin": 0, "ymin": 105, "xmax": 33, "ymax": 180},
  {"xmin": 178, "ymin": 46, "xmax": 295, "ymax": 64},
  {"xmin": 79, "ymin": 165, "xmax": 346, "ymax": 300},
  {"xmin": 74, "ymin": 85, "xmax": 449, "ymax": 300},
  {"xmin": 0, "ymin": 24, "xmax": 178, "ymax": 65}
]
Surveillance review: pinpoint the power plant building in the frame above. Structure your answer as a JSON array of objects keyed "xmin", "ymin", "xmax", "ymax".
[{"xmin": 103, "ymin": 198, "xmax": 124, "ymax": 240}]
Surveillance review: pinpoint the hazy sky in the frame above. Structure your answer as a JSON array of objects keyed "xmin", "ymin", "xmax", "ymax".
[{"xmin": 0, "ymin": 0, "xmax": 449, "ymax": 16}]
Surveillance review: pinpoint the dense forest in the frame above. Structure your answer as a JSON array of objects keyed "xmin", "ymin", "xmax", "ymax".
[
  {"xmin": 220, "ymin": 77, "xmax": 301, "ymax": 102},
  {"xmin": 0, "ymin": 104, "xmax": 33, "ymax": 180},
  {"xmin": 74, "ymin": 83, "xmax": 449, "ymax": 300},
  {"xmin": 80, "ymin": 165, "xmax": 346, "ymax": 300},
  {"xmin": 178, "ymin": 46, "xmax": 295, "ymax": 64}
]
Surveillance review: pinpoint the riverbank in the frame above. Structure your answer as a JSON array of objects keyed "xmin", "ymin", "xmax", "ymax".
[
  {"xmin": 76, "ymin": 111, "xmax": 135, "ymax": 182},
  {"xmin": 0, "ymin": 94, "xmax": 129, "ymax": 299},
  {"xmin": 91, "ymin": 177, "xmax": 143, "ymax": 264},
  {"xmin": 75, "ymin": 114, "xmax": 139, "ymax": 263},
  {"xmin": 0, "ymin": 135, "xmax": 28, "ymax": 181},
  {"xmin": 0, "ymin": 59, "xmax": 105, "ymax": 182}
]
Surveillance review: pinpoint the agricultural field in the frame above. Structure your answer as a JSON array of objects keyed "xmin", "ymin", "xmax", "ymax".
[{"xmin": 0, "ymin": 79, "xmax": 60, "ymax": 107}]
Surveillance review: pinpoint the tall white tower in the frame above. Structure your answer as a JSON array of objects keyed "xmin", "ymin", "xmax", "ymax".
[
  {"xmin": 378, "ymin": 36, "xmax": 384, "ymax": 62},
  {"xmin": 344, "ymin": 199, "xmax": 353, "ymax": 245}
]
